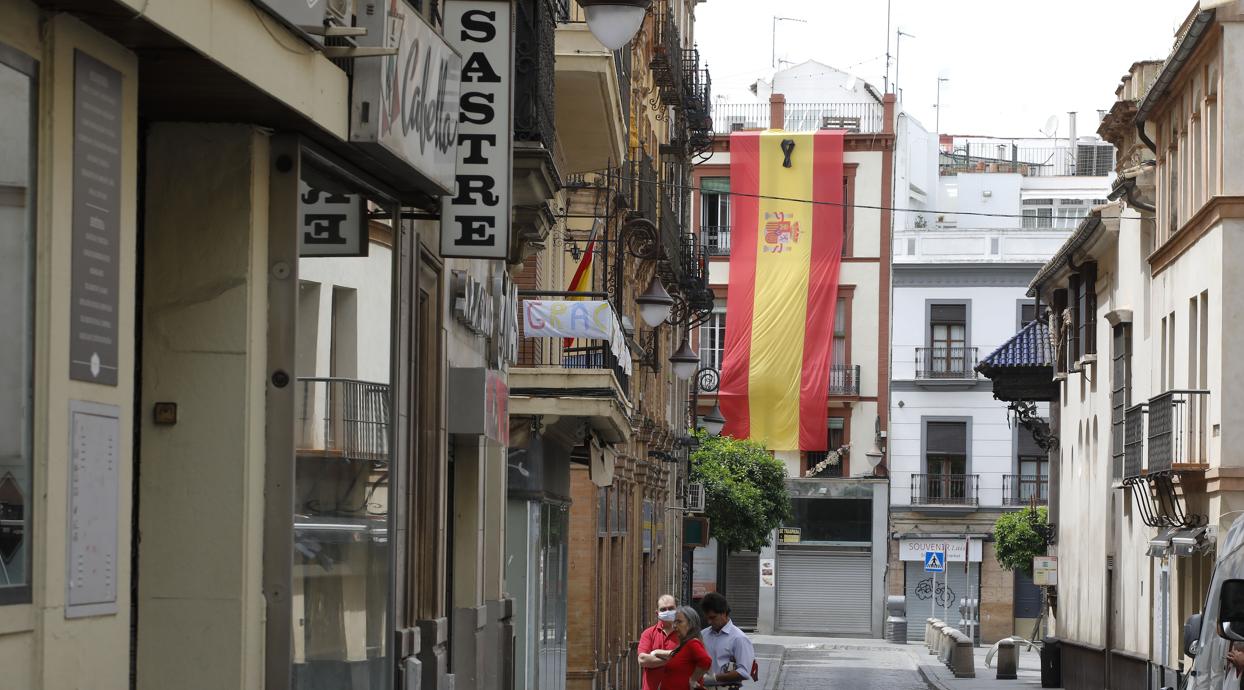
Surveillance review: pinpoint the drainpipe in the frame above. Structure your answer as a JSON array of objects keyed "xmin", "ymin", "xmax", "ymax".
[{"xmin": 1135, "ymin": 120, "xmax": 1157, "ymax": 154}]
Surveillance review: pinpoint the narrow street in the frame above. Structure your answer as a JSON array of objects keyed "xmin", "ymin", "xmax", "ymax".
[{"xmin": 755, "ymin": 638, "xmax": 930, "ymax": 690}]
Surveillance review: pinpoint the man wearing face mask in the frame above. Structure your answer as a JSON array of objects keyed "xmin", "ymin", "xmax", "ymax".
[{"xmin": 637, "ymin": 594, "xmax": 680, "ymax": 690}]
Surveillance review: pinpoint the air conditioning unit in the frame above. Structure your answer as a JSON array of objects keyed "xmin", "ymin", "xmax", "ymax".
[
  {"xmin": 685, "ymin": 482, "xmax": 705, "ymax": 513},
  {"xmin": 325, "ymin": 0, "xmax": 352, "ymax": 25}
]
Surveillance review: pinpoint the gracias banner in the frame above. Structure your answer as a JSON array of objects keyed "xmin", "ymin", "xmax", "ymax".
[
  {"xmin": 522, "ymin": 300, "xmax": 632, "ymax": 375},
  {"xmin": 719, "ymin": 130, "xmax": 845, "ymax": 451}
]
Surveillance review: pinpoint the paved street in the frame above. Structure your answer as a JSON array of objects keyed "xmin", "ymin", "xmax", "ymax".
[{"xmin": 754, "ymin": 637, "xmax": 930, "ymax": 690}]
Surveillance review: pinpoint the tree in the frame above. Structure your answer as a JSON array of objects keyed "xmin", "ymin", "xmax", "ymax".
[
  {"xmin": 689, "ymin": 432, "xmax": 793, "ymax": 554},
  {"xmin": 993, "ymin": 506, "xmax": 1049, "ymax": 577}
]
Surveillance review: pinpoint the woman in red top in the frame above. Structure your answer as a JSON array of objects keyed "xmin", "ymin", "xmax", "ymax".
[{"xmin": 653, "ymin": 606, "xmax": 712, "ymax": 689}]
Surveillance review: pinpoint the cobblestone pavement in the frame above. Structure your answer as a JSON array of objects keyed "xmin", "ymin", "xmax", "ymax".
[{"xmin": 773, "ymin": 642, "xmax": 930, "ymax": 690}]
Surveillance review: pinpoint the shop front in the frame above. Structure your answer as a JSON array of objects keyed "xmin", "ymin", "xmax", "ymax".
[{"xmin": 899, "ymin": 537, "xmax": 982, "ymax": 643}]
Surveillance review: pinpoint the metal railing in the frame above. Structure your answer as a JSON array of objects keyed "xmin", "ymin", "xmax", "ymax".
[
  {"xmin": 514, "ymin": 0, "xmax": 558, "ymax": 148},
  {"xmin": 711, "ymin": 101, "xmax": 885, "ymax": 134},
  {"xmin": 701, "ymin": 225, "xmax": 730, "ymax": 256},
  {"xmin": 516, "ymin": 337, "xmax": 630, "ymax": 396},
  {"xmin": 1147, "ymin": 389, "xmax": 1211, "ymax": 473},
  {"xmin": 829, "ymin": 364, "xmax": 861, "ymax": 396},
  {"xmin": 296, "ymin": 378, "xmax": 391, "ymax": 461},
  {"xmin": 804, "ymin": 450, "xmax": 844, "ymax": 477},
  {"xmin": 938, "ymin": 143, "xmax": 1115, "ymax": 177},
  {"xmin": 915, "ymin": 346, "xmax": 979, "ymax": 379},
  {"xmin": 649, "ymin": 1, "xmax": 684, "ymax": 108},
  {"xmin": 1002, "ymin": 474, "xmax": 1049, "ymax": 506},
  {"xmin": 1124, "ymin": 404, "xmax": 1147, "ymax": 479},
  {"xmin": 911, "ymin": 474, "xmax": 979, "ymax": 506}
]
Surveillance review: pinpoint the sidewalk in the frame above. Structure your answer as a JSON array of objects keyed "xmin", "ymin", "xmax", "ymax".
[
  {"xmin": 908, "ymin": 639, "xmax": 1056, "ymax": 690},
  {"xmin": 752, "ymin": 642, "xmax": 786, "ymax": 690}
]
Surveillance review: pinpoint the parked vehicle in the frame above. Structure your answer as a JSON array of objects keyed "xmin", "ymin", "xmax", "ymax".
[{"xmin": 1182, "ymin": 517, "xmax": 1244, "ymax": 689}]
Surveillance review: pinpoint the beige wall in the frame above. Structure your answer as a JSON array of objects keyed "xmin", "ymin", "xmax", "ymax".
[{"xmin": 0, "ymin": 9, "xmax": 140, "ymax": 690}]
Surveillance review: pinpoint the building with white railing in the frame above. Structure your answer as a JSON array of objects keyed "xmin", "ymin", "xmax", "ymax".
[{"xmin": 887, "ymin": 113, "xmax": 1114, "ymax": 646}]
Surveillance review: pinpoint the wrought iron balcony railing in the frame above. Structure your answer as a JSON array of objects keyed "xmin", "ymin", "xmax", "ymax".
[
  {"xmin": 516, "ymin": 337, "xmax": 630, "ymax": 397},
  {"xmin": 702, "ymin": 225, "xmax": 730, "ymax": 256},
  {"xmin": 514, "ymin": 0, "xmax": 558, "ymax": 148},
  {"xmin": 649, "ymin": 1, "xmax": 684, "ymax": 108},
  {"xmin": 1124, "ymin": 403, "xmax": 1147, "ymax": 479},
  {"xmin": 1147, "ymin": 389, "xmax": 1211, "ymax": 474},
  {"xmin": 1002, "ymin": 474, "xmax": 1049, "ymax": 506},
  {"xmin": 829, "ymin": 364, "xmax": 861, "ymax": 396},
  {"xmin": 296, "ymin": 378, "xmax": 391, "ymax": 462},
  {"xmin": 911, "ymin": 474, "xmax": 979, "ymax": 507},
  {"xmin": 915, "ymin": 346, "xmax": 979, "ymax": 379},
  {"xmin": 711, "ymin": 101, "xmax": 885, "ymax": 134}
]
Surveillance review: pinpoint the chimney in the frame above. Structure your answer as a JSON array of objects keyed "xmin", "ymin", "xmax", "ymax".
[
  {"xmin": 1068, "ymin": 111, "xmax": 1077, "ymax": 175},
  {"xmin": 883, "ymin": 93, "xmax": 897, "ymax": 135},
  {"xmin": 769, "ymin": 93, "xmax": 786, "ymax": 130}
]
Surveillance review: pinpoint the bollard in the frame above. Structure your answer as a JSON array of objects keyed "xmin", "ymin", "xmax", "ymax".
[
  {"xmin": 995, "ymin": 638, "xmax": 1018, "ymax": 680},
  {"xmin": 924, "ymin": 619, "xmax": 938, "ymax": 652},
  {"xmin": 939, "ymin": 627, "xmax": 955, "ymax": 667},
  {"xmin": 951, "ymin": 630, "xmax": 976, "ymax": 678},
  {"xmin": 930, "ymin": 621, "xmax": 946, "ymax": 655},
  {"xmin": 886, "ymin": 596, "xmax": 908, "ymax": 643}
]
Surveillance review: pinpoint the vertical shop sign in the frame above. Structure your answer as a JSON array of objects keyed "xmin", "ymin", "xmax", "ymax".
[
  {"xmin": 69, "ymin": 51, "xmax": 122, "ymax": 385},
  {"xmin": 298, "ymin": 173, "xmax": 367, "ymax": 257},
  {"xmin": 441, "ymin": 1, "xmax": 513, "ymax": 258}
]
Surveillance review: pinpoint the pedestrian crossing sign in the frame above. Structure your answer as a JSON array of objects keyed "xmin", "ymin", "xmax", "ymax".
[{"xmin": 924, "ymin": 551, "xmax": 946, "ymax": 572}]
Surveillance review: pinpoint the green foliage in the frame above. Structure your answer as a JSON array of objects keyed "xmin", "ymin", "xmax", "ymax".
[
  {"xmin": 993, "ymin": 506, "xmax": 1049, "ymax": 576},
  {"xmin": 690, "ymin": 431, "xmax": 793, "ymax": 554}
]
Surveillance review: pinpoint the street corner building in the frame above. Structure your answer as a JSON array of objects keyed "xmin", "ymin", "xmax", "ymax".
[
  {"xmin": 688, "ymin": 75, "xmax": 899, "ymax": 637},
  {"xmin": 0, "ymin": 0, "xmax": 712, "ymax": 689}
]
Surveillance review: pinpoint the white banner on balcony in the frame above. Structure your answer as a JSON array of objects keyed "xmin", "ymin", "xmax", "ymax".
[{"xmin": 521, "ymin": 300, "xmax": 632, "ymax": 375}]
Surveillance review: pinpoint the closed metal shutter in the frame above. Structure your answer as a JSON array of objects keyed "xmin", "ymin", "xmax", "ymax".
[
  {"xmin": 904, "ymin": 561, "xmax": 981, "ymax": 642},
  {"xmin": 725, "ymin": 552, "xmax": 759, "ymax": 630},
  {"xmin": 776, "ymin": 550, "xmax": 872, "ymax": 634}
]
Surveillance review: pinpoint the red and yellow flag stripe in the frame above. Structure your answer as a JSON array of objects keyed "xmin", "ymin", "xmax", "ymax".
[{"xmin": 719, "ymin": 130, "xmax": 844, "ymax": 451}]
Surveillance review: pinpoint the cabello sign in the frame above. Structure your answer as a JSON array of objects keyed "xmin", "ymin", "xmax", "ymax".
[
  {"xmin": 352, "ymin": 0, "xmax": 462, "ymax": 194},
  {"xmin": 441, "ymin": 1, "xmax": 513, "ymax": 258}
]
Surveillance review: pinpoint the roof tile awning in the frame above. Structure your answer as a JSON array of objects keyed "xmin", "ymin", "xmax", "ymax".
[{"xmin": 975, "ymin": 319, "xmax": 1057, "ymax": 402}]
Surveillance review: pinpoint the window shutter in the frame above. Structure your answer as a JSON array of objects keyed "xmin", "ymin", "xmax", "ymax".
[
  {"xmin": 927, "ymin": 421, "xmax": 967, "ymax": 455},
  {"xmin": 930, "ymin": 304, "xmax": 966, "ymax": 323}
]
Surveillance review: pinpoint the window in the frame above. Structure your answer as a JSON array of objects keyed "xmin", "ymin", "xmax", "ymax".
[
  {"xmin": 833, "ymin": 296, "xmax": 848, "ymax": 367},
  {"xmin": 842, "ymin": 165, "xmax": 857, "ymax": 257},
  {"xmin": 700, "ymin": 177, "xmax": 730, "ymax": 255},
  {"xmin": 1111, "ymin": 323, "xmax": 1132, "ymax": 481},
  {"xmin": 1051, "ymin": 289, "xmax": 1068, "ymax": 373},
  {"xmin": 698, "ymin": 311, "xmax": 725, "ymax": 376},
  {"xmin": 927, "ymin": 303, "xmax": 967, "ymax": 377},
  {"xmin": 1067, "ymin": 274, "xmax": 1082, "ymax": 362},
  {"xmin": 1018, "ymin": 300, "xmax": 1049, "ymax": 330},
  {"xmin": 0, "ymin": 46, "xmax": 36, "ymax": 605},
  {"xmin": 788, "ymin": 498, "xmax": 871, "ymax": 543},
  {"xmin": 1017, "ymin": 425, "xmax": 1049, "ymax": 502},
  {"xmin": 1077, "ymin": 264, "xmax": 1097, "ymax": 357},
  {"xmin": 924, "ymin": 421, "xmax": 969, "ymax": 502}
]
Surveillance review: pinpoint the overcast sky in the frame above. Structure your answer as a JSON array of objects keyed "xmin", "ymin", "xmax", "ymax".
[{"xmin": 694, "ymin": 0, "xmax": 1195, "ymax": 137}]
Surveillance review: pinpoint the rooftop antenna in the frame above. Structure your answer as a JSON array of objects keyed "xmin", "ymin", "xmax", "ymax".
[
  {"xmin": 894, "ymin": 28, "xmax": 915, "ymax": 97},
  {"xmin": 771, "ymin": 16, "xmax": 807, "ymax": 69}
]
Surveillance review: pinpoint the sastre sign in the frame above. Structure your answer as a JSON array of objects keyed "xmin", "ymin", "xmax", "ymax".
[
  {"xmin": 441, "ymin": 0, "xmax": 513, "ymax": 258},
  {"xmin": 352, "ymin": 0, "xmax": 462, "ymax": 194}
]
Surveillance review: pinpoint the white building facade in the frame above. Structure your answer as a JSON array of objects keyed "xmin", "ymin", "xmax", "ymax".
[{"xmin": 888, "ymin": 128, "xmax": 1113, "ymax": 644}]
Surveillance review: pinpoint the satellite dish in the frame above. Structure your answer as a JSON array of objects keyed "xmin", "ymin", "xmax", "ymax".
[
  {"xmin": 845, "ymin": 74, "xmax": 858, "ymax": 91},
  {"xmin": 1039, "ymin": 115, "xmax": 1059, "ymax": 138}
]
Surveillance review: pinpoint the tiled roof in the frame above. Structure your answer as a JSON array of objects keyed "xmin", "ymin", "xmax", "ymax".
[{"xmin": 977, "ymin": 319, "xmax": 1053, "ymax": 371}]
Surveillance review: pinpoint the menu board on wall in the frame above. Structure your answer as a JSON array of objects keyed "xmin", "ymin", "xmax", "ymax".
[{"xmin": 69, "ymin": 51, "xmax": 122, "ymax": 386}]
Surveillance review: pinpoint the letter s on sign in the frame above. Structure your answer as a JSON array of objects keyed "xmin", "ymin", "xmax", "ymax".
[{"xmin": 461, "ymin": 10, "xmax": 497, "ymax": 42}]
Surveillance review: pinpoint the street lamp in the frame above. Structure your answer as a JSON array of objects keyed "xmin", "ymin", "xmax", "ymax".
[
  {"xmin": 668, "ymin": 331, "xmax": 700, "ymax": 380},
  {"xmin": 635, "ymin": 275, "xmax": 674, "ymax": 327},
  {"xmin": 700, "ymin": 403, "xmax": 726, "ymax": 436},
  {"xmin": 577, "ymin": 0, "xmax": 651, "ymax": 51}
]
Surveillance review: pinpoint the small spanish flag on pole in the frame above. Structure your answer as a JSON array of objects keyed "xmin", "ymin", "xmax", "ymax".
[
  {"xmin": 563, "ymin": 219, "xmax": 600, "ymax": 347},
  {"xmin": 718, "ymin": 130, "xmax": 845, "ymax": 451}
]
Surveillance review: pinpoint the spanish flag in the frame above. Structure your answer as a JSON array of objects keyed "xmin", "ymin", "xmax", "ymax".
[
  {"xmin": 563, "ymin": 219, "xmax": 599, "ymax": 347},
  {"xmin": 719, "ymin": 130, "xmax": 844, "ymax": 451}
]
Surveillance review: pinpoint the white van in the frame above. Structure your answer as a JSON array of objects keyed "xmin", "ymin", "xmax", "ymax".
[{"xmin": 1182, "ymin": 517, "xmax": 1244, "ymax": 689}]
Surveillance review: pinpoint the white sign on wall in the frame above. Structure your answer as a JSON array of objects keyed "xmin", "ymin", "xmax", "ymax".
[
  {"xmin": 352, "ymin": 0, "xmax": 462, "ymax": 194},
  {"xmin": 298, "ymin": 178, "xmax": 366, "ymax": 257},
  {"xmin": 441, "ymin": 0, "xmax": 513, "ymax": 258},
  {"xmin": 899, "ymin": 538, "xmax": 983, "ymax": 563},
  {"xmin": 1034, "ymin": 556, "xmax": 1058, "ymax": 586}
]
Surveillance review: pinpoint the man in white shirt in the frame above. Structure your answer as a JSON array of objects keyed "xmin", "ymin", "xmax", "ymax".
[{"xmin": 699, "ymin": 592, "xmax": 756, "ymax": 686}]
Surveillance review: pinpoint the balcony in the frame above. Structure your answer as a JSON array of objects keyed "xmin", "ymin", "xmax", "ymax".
[
  {"xmin": 1123, "ymin": 404, "xmax": 1147, "ymax": 479},
  {"xmin": 911, "ymin": 474, "xmax": 979, "ymax": 508},
  {"xmin": 915, "ymin": 346, "xmax": 979, "ymax": 380},
  {"xmin": 702, "ymin": 226, "xmax": 731, "ymax": 256},
  {"xmin": 712, "ymin": 101, "xmax": 885, "ymax": 134},
  {"xmin": 1002, "ymin": 475, "xmax": 1049, "ymax": 506},
  {"xmin": 509, "ymin": 336, "xmax": 631, "ymax": 443},
  {"xmin": 512, "ymin": 0, "xmax": 564, "ymax": 255},
  {"xmin": 554, "ymin": 21, "xmax": 626, "ymax": 173},
  {"xmin": 649, "ymin": 2, "xmax": 684, "ymax": 109},
  {"xmin": 938, "ymin": 142, "xmax": 1115, "ymax": 177},
  {"xmin": 829, "ymin": 364, "xmax": 861, "ymax": 396},
  {"xmin": 296, "ymin": 378, "xmax": 391, "ymax": 461},
  {"xmin": 1147, "ymin": 389, "xmax": 1211, "ymax": 473}
]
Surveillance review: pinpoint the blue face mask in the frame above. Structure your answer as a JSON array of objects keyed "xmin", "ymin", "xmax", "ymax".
[{"xmin": 658, "ymin": 610, "xmax": 677, "ymax": 623}]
